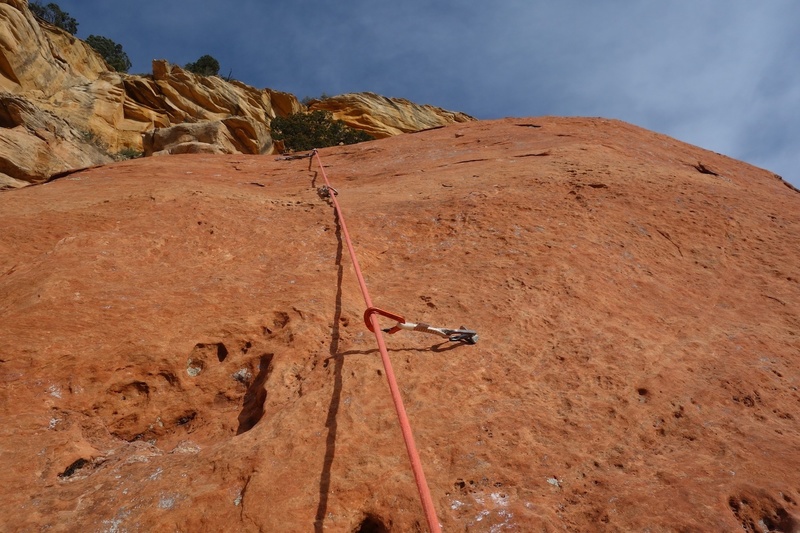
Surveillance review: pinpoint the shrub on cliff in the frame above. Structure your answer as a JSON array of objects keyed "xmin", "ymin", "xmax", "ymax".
[
  {"xmin": 29, "ymin": 1, "xmax": 78, "ymax": 35},
  {"xmin": 300, "ymin": 93, "xmax": 332, "ymax": 106},
  {"xmin": 270, "ymin": 110, "xmax": 374, "ymax": 152},
  {"xmin": 86, "ymin": 35, "xmax": 132, "ymax": 73},
  {"xmin": 185, "ymin": 55, "xmax": 221, "ymax": 77}
]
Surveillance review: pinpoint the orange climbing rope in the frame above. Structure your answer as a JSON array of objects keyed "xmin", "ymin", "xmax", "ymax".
[{"xmin": 311, "ymin": 148, "xmax": 442, "ymax": 533}]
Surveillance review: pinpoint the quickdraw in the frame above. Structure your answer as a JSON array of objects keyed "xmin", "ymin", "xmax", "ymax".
[{"xmin": 364, "ymin": 307, "xmax": 479, "ymax": 344}]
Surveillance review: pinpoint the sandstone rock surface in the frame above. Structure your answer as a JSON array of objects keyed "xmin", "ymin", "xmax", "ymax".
[
  {"xmin": 0, "ymin": 1, "xmax": 473, "ymax": 187},
  {"xmin": 1, "ymin": 117, "xmax": 798, "ymax": 532},
  {"xmin": 0, "ymin": 93, "xmax": 112, "ymax": 186},
  {"xmin": 309, "ymin": 92, "xmax": 475, "ymax": 138}
]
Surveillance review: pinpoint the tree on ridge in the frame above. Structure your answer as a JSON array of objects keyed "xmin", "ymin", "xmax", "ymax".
[
  {"xmin": 29, "ymin": 1, "xmax": 78, "ymax": 35},
  {"xmin": 86, "ymin": 35, "xmax": 132, "ymax": 73},
  {"xmin": 185, "ymin": 55, "xmax": 221, "ymax": 77}
]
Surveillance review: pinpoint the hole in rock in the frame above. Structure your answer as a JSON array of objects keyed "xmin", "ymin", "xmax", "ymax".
[
  {"xmin": 188, "ymin": 342, "xmax": 229, "ymax": 372},
  {"xmin": 187, "ymin": 358, "xmax": 204, "ymax": 377},
  {"xmin": 236, "ymin": 354, "xmax": 274, "ymax": 435},
  {"xmin": 693, "ymin": 163, "xmax": 719, "ymax": 176},
  {"xmin": 177, "ymin": 412, "xmax": 196, "ymax": 426},
  {"xmin": 0, "ymin": 102, "xmax": 27, "ymax": 128},
  {"xmin": 112, "ymin": 381, "xmax": 150, "ymax": 401},
  {"xmin": 354, "ymin": 514, "xmax": 390, "ymax": 533},
  {"xmin": 515, "ymin": 151, "xmax": 551, "ymax": 158},
  {"xmin": 729, "ymin": 492, "xmax": 799, "ymax": 533},
  {"xmin": 59, "ymin": 458, "xmax": 89, "ymax": 479},
  {"xmin": 159, "ymin": 371, "xmax": 179, "ymax": 386},
  {"xmin": 216, "ymin": 343, "xmax": 229, "ymax": 362},
  {"xmin": 273, "ymin": 311, "xmax": 290, "ymax": 330}
]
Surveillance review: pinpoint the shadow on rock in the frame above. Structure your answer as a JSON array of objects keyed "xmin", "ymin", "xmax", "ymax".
[{"xmin": 236, "ymin": 354, "xmax": 273, "ymax": 435}]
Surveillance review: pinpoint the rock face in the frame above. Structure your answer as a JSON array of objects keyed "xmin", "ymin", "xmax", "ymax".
[
  {"xmin": 308, "ymin": 92, "xmax": 475, "ymax": 138},
  {"xmin": 0, "ymin": 0, "xmax": 297, "ymax": 186},
  {"xmin": 0, "ymin": 93, "xmax": 110, "ymax": 188},
  {"xmin": 0, "ymin": 1, "xmax": 473, "ymax": 188},
  {"xmin": 1, "ymin": 117, "xmax": 798, "ymax": 532},
  {"xmin": 0, "ymin": 0, "xmax": 116, "ymax": 187}
]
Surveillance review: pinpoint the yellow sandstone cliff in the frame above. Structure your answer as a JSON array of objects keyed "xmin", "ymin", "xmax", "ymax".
[
  {"xmin": 0, "ymin": 0, "xmax": 473, "ymax": 188},
  {"xmin": 308, "ymin": 92, "xmax": 474, "ymax": 138}
]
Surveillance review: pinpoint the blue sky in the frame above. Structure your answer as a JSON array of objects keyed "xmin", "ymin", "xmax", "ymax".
[{"xmin": 50, "ymin": 1, "xmax": 799, "ymax": 187}]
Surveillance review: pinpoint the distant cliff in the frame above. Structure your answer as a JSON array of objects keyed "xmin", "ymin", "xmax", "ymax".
[
  {"xmin": 307, "ymin": 92, "xmax": 474, "ymax": 138},
  {"xmin": 0, "ymin": 0, "xmax": 473, "ymax": 189}
]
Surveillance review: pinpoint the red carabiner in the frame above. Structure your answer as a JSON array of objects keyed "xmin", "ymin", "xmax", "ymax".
[{"xmin": 364, "ymin": 307, "xmax": 406, "ymax": 334}]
